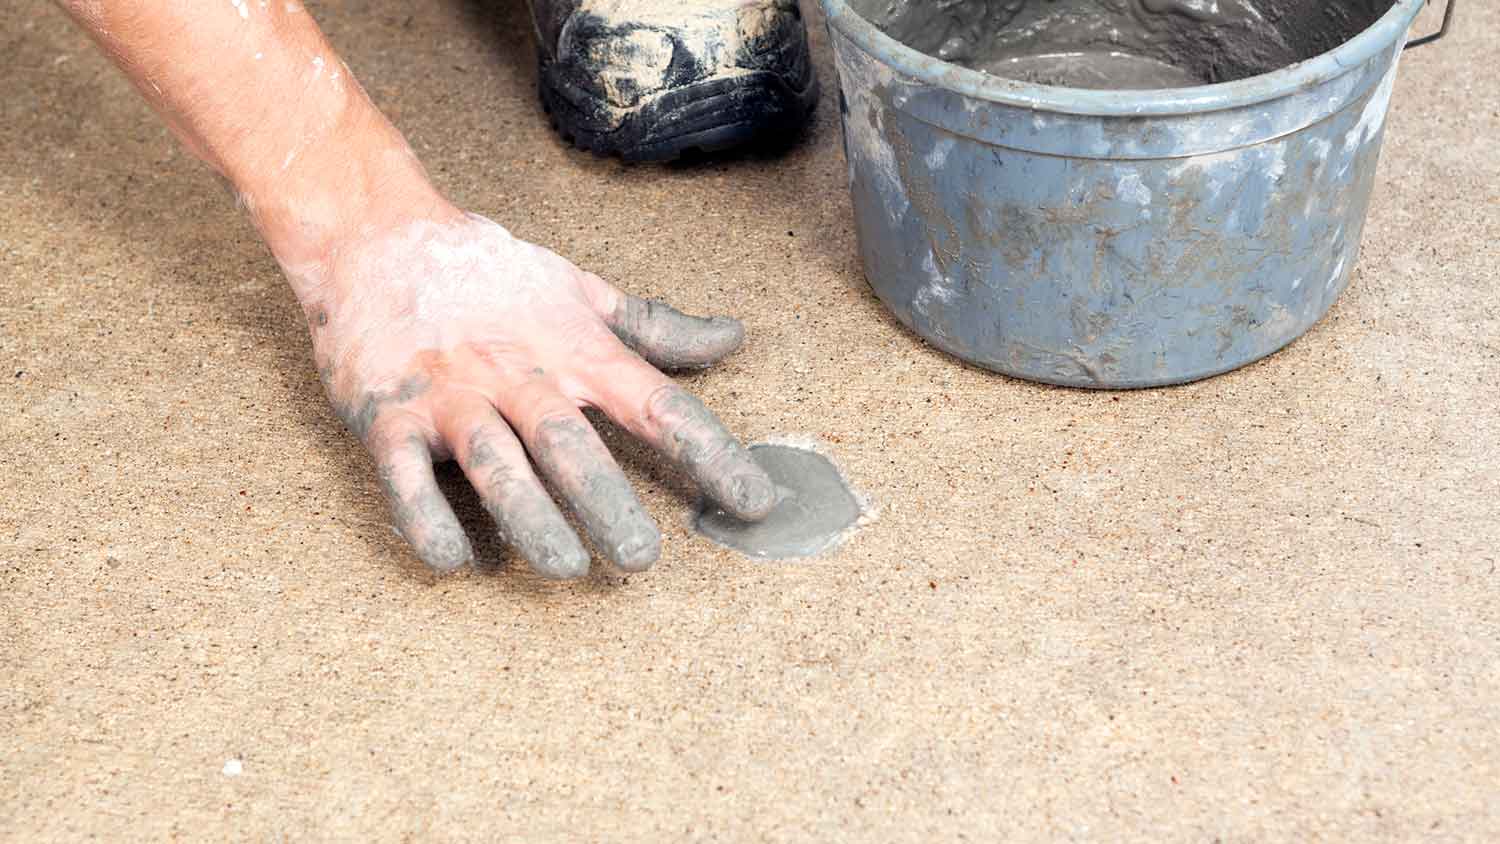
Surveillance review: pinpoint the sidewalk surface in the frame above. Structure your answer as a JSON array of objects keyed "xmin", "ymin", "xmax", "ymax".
[{"xmin": 3, "ymin": 1, "xmax": 1496, "ymax": 839}]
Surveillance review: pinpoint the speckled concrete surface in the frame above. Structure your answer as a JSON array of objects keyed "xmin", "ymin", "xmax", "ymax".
[{"xmin": 3, "ymin": 1, "xmax": 1497, "ymax": 840}]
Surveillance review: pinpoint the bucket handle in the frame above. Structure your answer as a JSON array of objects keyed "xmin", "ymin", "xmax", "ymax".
[{"xmin": 1406, "ymin": 0, "xmax": 1456, "ymax": 48}]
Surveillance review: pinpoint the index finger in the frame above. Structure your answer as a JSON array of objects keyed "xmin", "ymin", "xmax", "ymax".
[{"xmin": 589, "ymin": 362, "xmax": 777, "ymax": 523}]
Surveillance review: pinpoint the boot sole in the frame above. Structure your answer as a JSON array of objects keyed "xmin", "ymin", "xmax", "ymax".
[{"xmin": 538, "ymin": 61, "xmax": 820, "ymax": 162}]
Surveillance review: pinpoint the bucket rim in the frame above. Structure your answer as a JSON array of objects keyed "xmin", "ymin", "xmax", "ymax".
[{"xmin": 818, "ymin": 0, "xmax": 1423, "ymax": 116}]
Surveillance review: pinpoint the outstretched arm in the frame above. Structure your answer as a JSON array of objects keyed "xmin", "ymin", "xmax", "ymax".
[
  {"xmin": 56, "ymin": 0, "xmax": 428, "ymax": 270},
  {"xmin": 55, "ymin": 1, "xmax": 776, "ymax": 577}
]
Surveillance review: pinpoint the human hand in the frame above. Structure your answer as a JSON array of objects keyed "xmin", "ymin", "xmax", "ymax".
[
  {"xmin": 53, "ymin": 0, "xmax": 774, "ymax": 577},
  {"xmin": 292, "ymin": 205, "xmax": 776, "ymax": 578}
]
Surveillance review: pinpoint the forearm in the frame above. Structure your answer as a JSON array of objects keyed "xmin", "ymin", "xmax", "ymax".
[{"xmin": 54, "ymin": 0, "xmax": 449, "ymax": 295}]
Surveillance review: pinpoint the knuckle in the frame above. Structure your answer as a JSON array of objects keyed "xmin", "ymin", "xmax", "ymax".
[
  {"xmin": 481, "ymin": 463, "xmax": 527, "ymax": 505},
  {"xmin": 365, "ymin": 416, "xmax": 422, "ymax": 457},
  {"xmin": 530, "ymin": 410, "xmax": 588, "ymax": 452},
  {"xmin": 642, "ymin": 386, "xmax": 732, "ymax": 468},
  {"xmin": 464, "ymin": 423, "xmax": 518, "ymax": 466},
  {"xmin": 568, "ymin": 321, "xmax": 631, "ymax": 367},
  {"xmin": 642, "ymin": 383, "xmax": 693, "ymax": 426},
  {"xmin": 692, "ymin": 436, "xmax": 737, "ymax": 473}
]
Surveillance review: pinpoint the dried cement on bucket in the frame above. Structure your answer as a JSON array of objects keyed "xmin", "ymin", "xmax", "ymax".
[{"xmin": 849, "ymin": 0, "xmax": 1394, "ymax": 88}]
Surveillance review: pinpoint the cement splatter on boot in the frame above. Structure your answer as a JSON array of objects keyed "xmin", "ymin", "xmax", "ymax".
[{"xmin": 529, "ymin": 0, "xmax": 819, "ymax": 160}]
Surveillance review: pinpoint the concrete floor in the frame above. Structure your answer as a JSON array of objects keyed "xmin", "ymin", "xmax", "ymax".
[{"xmin": 3, "ymin": 0, "xmax": 1497, "ymax": 839}]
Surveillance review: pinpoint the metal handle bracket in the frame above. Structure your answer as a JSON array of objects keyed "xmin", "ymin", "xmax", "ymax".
[{"xmin": 1406, "ymin": 0, "xmax": 1456, "ymax": 49}]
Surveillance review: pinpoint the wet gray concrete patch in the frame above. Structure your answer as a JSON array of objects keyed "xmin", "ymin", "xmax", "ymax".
[{"xmin": 694, "ymin": 443, "xmax": 863, "ymax": 560}]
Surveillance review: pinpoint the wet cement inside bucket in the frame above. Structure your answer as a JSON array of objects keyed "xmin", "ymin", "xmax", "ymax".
[
  {"xmin": 850, "ymin": 0, "xmax": 1395, "ymax": 88},
  {"xmin": 694, "ymin": 443, "xmax": 865, "ymax": 560}
]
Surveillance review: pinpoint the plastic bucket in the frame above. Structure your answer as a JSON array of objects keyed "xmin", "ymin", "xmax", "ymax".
[{"xmin": 822, "ymin": 0, "xmax": 1432, "ymax": 387}]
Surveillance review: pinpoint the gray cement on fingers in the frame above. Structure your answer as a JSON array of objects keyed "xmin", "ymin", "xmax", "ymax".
[
  {"xmin": 530, "ymin": 416, "xmax": 662, "ymax": 571},
  {"xmin": 694, "ymin": 443, "xmax": 865, "ymax": 560},
  {"xmin": 461, "ymin": 424, "xmax": 591, "ymax": 579},
  {"xmin": 375, "ymin": 433, "xmax": 474, "ymax": 573},
  {"xmin": 642, "ymin": 386, "xmax": 777, "ymax": 520},
  {"xmin": 611, "ymin": 296, "xmax": 745, "ymax": 370}
]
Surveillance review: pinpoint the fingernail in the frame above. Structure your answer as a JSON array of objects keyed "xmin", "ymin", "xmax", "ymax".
[
  {"xmin": 535, "ymin": 546, "xmax": 590, "ymax": 581},
  {"xmin": 730, "ymin": 472, "xmax": 778, "ymax": 520},
  {"xmin": 714, "ymin": 316, "xmax": 746, "ymax": 340},
  {"xmin": 612, "ymin": 527, "xmax": 662, "ymax": 573},
  {"xmin": 522, "ymin": 524, "xmax": 590, "ymax": 580},
  {"xmin": 422, "ymin": 534, "xmax": 474, "ymax": 574}
]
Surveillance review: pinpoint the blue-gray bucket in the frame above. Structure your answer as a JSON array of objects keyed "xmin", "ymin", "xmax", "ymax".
[{"xmin": 822, "ymin": 0, "xmax": 1439, "ymax": 388}]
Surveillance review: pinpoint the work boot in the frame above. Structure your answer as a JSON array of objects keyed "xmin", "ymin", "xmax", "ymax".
[{"xmin": 528, "ymin": 0, "xmax": 819, "ymax": 161}]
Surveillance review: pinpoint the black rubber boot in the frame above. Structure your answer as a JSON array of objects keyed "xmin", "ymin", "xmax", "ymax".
[{"xmin": 528, "ymin": 0, "xmax": 819, "ymax": 162}]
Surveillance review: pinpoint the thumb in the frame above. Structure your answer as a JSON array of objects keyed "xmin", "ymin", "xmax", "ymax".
[{"xmin": 600, "ymin": 289, "xmax": 748, "ymax": 371}]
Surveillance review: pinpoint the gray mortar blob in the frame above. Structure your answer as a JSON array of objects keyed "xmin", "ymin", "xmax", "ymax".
[{"xmin": 694, "ymin": 443, "xmax": 863, "ymax": 560}]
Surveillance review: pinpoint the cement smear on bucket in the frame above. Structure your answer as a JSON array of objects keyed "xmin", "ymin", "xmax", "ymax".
[
  {"xmin": 851, "ymin": 0, "xmax": 1392, "ymax": 88},
  {"xmin": 694, "ymin": 442, "xmax": 869, "ymax": 560},
  {"xmin": 978, "ymin": 50, "xmax": 1203, "ymax": 88}
]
